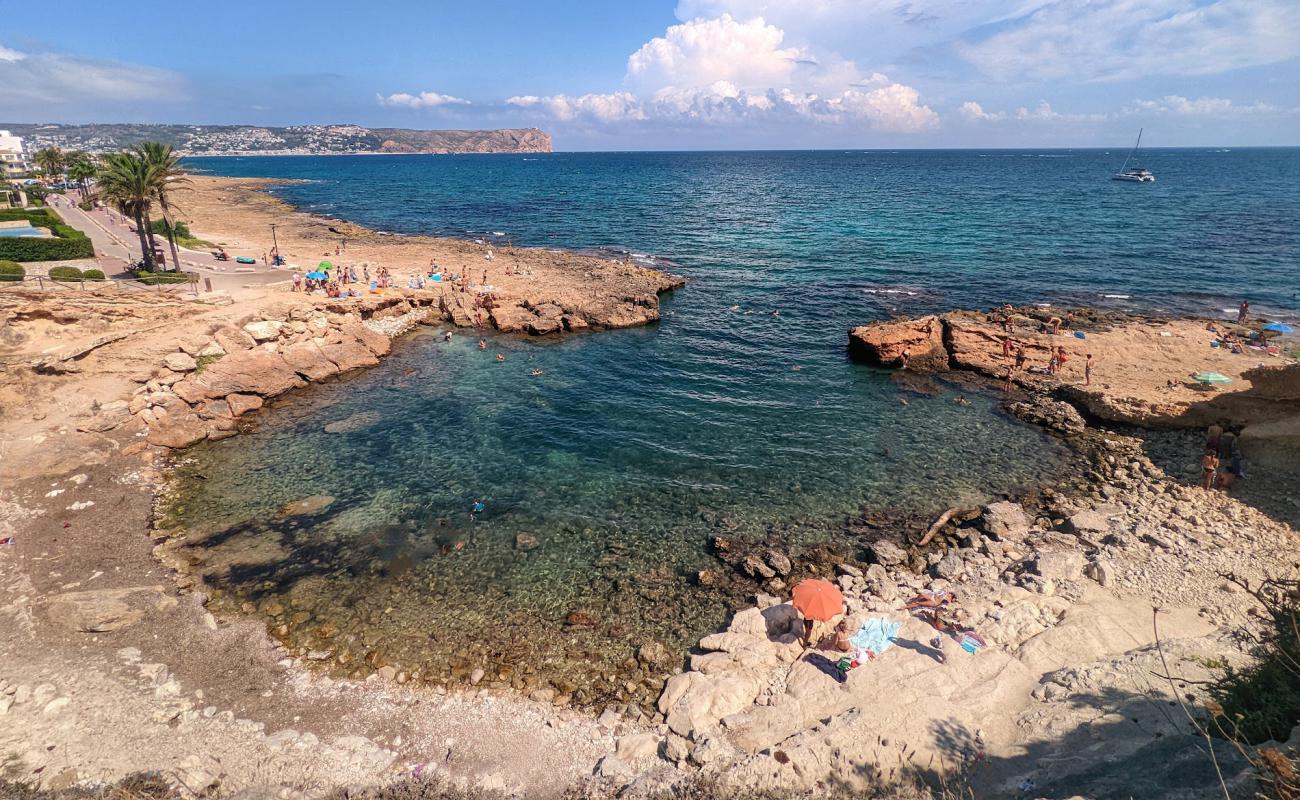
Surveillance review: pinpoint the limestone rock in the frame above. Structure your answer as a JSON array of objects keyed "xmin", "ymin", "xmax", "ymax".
[
  {"xmin": 176, "ymin": 754, "xmax": 224, "ymax": 796},
  {"xmin": 146, "ymin": 411, "xmax": 210, "ymax": 449},
  {"xmin": 177, "ymin": 350, "xmax": 305, "ymax": 400},
  {"xmin": 281, "ymin": 342, "xmax": 340, "ymax": 381},
  {"xmin": 164, "ymin": 352, "xmax": 198, "ymax": 372},
  {"xmin": 615, "ymin": 732, "xmax": 660, "ymax": 762},
  {"xmin": 244, "ymin": 320, "xmax": 285, "ymax": 342},
  {"xmin": 226, "ymin": 393, "xmax": 263, "ymax": 417},
  {"xmin": 42, "ymin": 586, "xmax": 175, "ymax": 633},
  {"xmin": 319, "ymin": 340, "xmax": 379, "ymax": 373},
  {"xmin": 848, "ymin": 316, "xmax": 946, "ymax": 370},
  {"xmin": 1032, "ymin": 550, "xmax": 1086, "ymax": 582},
  {"xmin": 868, "ymin": 540, "xmax": 908, "ymax": 567},
  {"xmin": 341, "ymin": 322, "xmax": 392, "ymax": 357},
  {"xmin": 982, "ymin": 501, "xmax": 1031, "ymax": 540},
  {"xmin": 1065, "ymin": 510, "xmax": 1110, "ymax": 538},
  {"xmin": 489, "ymin": 304, "xmax": 536, "ymax": 333}
]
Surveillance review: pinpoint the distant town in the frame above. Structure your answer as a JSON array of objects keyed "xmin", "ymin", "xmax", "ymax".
[{"xmin": 0, "ymin": 123, "xmax": 552, "ymax": 158}]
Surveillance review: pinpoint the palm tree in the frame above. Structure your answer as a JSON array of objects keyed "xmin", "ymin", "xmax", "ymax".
[
  {"xmin": 96, "ymin": 151, "xmax": 163, "ymax": 271},
  {"xmin": 32, "ymin": 147, "xmax": 66, "ymax": 183},
  {"xmin": 67, "ymin": 154, "xmax": 97, "ymax": 200},
  {"xmin": 135, "ymin": 142, "xmax": 190, "ymax": 272}
]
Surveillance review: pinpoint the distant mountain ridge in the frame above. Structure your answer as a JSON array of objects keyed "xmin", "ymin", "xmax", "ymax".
[{"xmin": 0, "ymin": 123, "xmax": 552, "ymax": 156}]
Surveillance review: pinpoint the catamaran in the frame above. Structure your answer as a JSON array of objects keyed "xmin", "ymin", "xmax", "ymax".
[{"xmin": 1113, "ymin": 129, "xmax": 1155, "ymax": 182}]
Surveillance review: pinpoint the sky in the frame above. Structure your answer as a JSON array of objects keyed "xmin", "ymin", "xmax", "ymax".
[{"xmin": 1, "ymin": 0, "xmax": 1298, "ymax": 149}]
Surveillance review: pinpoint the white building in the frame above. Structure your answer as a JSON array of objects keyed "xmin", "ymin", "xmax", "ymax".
[{"xmin": 0, "ymin": 130, "xmax": 31, "ymax": 179}]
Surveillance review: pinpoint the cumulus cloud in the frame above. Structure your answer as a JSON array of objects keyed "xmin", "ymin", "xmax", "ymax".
[
  {"xmin": 377, "ymin": 91, "xmax": 470, "ymax": 109},
  {"xmin": 957, "ymin": 100, "xmax": 1108, "ymax": 123},
  {"xmin": 958, "ymin": 0, "xmax": 1300, "ymax": 82},
  {"xmin": 0, "ymin": 44, "xmax": 187, "ymax": 105},
  {"xmin": 627, "ymin": 14, "xmax": 803, "ymax": 93},
  {"xmin": 1129, "ymin": 95, "xmax": 1280, "ymax": 115},
  {"xmin": 509, "ymin": 12, "xmax": 938, "ymax": 132}
]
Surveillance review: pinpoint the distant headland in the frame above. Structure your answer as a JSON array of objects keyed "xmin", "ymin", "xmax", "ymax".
[{"xmin": 0, "ymin": 122, "xmax": 552, "ymax": 157}]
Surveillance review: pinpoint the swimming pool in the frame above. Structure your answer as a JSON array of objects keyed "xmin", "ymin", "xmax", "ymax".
[{"xmin": 0, "ymin": 225, "xmax": 46, "ymax": 237}]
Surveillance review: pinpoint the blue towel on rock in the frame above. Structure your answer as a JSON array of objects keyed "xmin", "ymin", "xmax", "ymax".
[{"xmin": 850, "ymin": 617, "xmax": 901, "ymax": 657}]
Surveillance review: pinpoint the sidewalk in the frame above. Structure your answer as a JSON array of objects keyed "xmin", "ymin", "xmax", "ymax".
[{"xmin": 43, "ymin": 195, "xmax": 292, "ymax": 298}]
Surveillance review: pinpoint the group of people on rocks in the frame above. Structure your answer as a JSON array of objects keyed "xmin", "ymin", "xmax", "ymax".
[
  {"xmin": 989, "ymin": 306, "xmax": 1096, "ymax": 390},
  {"xmin": 1202, "ymin": 421, "xmax": 1246, "ymax": 491}
]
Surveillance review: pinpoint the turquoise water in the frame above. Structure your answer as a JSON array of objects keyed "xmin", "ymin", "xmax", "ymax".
[
  {"xmin": 0, "ymin": 225, "xmax": 44, "ymax": 237},
  {"xmin": 169, "ymin": 149, "xmax": 1299, "ymax": 706}
]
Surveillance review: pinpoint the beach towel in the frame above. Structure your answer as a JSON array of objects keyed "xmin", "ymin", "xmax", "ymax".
[
  {"xmin": 850, "ymin": 617, "xmax": 901, "ymax": 659},
  {"xmin": 959, "ymin": 631, "xmax": 987, "ymax": 655}
]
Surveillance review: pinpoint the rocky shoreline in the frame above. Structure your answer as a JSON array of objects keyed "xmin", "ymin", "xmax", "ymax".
[{"xmin": 3, "ymin": 295, "xmax": 1299, "ymax": 799}]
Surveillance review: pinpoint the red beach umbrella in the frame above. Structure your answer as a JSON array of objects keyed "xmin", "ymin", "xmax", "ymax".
[{"xmin": 791, "ymin": 578, "xmax": 844, "ymax": 621}]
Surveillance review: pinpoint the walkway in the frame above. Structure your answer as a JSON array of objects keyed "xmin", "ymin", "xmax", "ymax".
[{"xmin": 43, "ymin": 194, "xmax": 290, "ymax": 296}]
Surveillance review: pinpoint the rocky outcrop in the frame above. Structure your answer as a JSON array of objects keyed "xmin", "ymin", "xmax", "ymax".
[{"xmin": 847, "ymin": 315, "xmax": 946, "ymax": 369}]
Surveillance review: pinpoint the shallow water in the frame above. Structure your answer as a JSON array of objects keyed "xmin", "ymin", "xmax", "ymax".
[{"xmin": 169, "ymin": 149, "xmax": 1298, "ymax": 705}]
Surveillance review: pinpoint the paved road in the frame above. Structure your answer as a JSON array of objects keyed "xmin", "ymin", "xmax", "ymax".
[{"xmin": 44, "ymin": 194, "xmax": 290, "ymax": 294}]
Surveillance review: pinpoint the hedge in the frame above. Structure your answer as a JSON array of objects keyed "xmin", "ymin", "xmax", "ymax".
[
  {"xmin": 133, "ymin": 269, "xmax": 192, "ymax": 285},
  {"xmin": 0, "ymin": 260, "xmax": 23, "ymax": 281},
  {"xmin": 48, "ymin": 266, "xmax": 84, "ymax": 281},
  {"xmin": 0, "ymin": 207, "xmax": 95, "ymax": 262},
  {"xmin": 0, "ymin": 236, "xmax": 95, "ymax": 261},
  {"xmin": 82, "ymin": 268, "xmax": 105, "ymax": 280}
]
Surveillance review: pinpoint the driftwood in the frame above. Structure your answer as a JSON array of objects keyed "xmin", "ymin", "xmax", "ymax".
[{"xmin": 918, "ymin": 506, "xmax": 962, "ymax": 547}]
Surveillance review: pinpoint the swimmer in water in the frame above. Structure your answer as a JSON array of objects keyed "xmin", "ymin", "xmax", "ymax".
[
  {"xmin": 478, "ymin": 339, "xmax": 487, "ymax": 350},
  {"xmin": 531, "ymin": 368, "xmax": 543, "ymax": 377},
  {"xmin": 956, "ymin": 395, "xmax": 970, "ymax": 406},
  {"xmin": 496, "ymin": 353, "xmax": 506, "ymax": 362},
  {"xmin": 470, "ymin": 499, "xmax": 486, "ymax": 520},
  {"xmin": 444, "ymin": 331, "xmax": 453, "ymax": 342}
]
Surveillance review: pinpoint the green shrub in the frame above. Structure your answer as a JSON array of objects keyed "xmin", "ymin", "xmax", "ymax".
[
  {"xmin": 1209, "ymin": 576, "xmax": 1300, "ymax": 744},
  {"xmin": 0, "ymin": 237, "xmax": 95, "ymax": 261},
  {"xmin": 82, "ymin": 268, "xmax": 105, "ymax": 280},
  {"xmin": 133, "ymin": 269, "xmax": 192, "ymax": 285},
  {"xmin": 0, "ymin": 208, "xmax": 94, "ymax": 261},
  {"xmin": 150, "ymin": 218, "xmax": 193, "ymax": 240},
  {"xmin": 48, "ymin": 266, "xmax": 84, "ymax": 281},
  {"xmin": 0, "ymin": 260, "xmax": 23, "ymax": 281}
]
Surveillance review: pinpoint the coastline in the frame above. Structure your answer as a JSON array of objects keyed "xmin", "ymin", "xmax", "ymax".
[{"xmin": 3, "ymin": 173, "xmax": 1299, "ymax": 798}]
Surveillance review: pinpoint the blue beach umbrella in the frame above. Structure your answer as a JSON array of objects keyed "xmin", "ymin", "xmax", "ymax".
[
  {"xmin": 1262, "ymin": 323, "xmax": 1294, "ymax": 334},
  {"xmin": 306, "ymin": 271, "xmax": 327, "ymax": 280}
]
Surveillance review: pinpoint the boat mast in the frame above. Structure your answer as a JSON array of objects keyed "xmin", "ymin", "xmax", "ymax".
[{"xmin": 1119, "ymin": 128, "xmax": 1142, "ymax": 173}]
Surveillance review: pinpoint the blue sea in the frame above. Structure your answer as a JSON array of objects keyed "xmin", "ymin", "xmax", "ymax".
[{"xmin": 170, "ymin": 149, "xmax": 1300, "ymax": 705}]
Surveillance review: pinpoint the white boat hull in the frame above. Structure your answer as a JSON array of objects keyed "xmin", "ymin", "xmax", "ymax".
[{"xmin": 1113, "ymin": 172, "xmax": 1155, "ymax": 182}]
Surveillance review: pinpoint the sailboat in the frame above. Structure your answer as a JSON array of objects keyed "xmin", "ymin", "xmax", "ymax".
[{"xmin": 1113, "ymin": 129, "xmax": 1155, "ymax": 182}]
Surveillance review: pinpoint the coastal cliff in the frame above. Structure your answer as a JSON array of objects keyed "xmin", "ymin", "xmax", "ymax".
[{"xmin": 1, "ymin": 123, "xmax": 553, "ymax": 156}]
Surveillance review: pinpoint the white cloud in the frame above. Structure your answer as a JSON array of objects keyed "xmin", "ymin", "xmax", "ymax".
[
  {"xmin": 627, "ymin": 14, "xmax": 803, "ymax": 93},
  {"xmin": 509, "ymin": 12, "xmax": 938, "ymax": 132},
  {"xmin": 956, "ymin": 100, "xmax": 1108, "ymax": 123},
  {"xmin": 958, "ymin": 0, "xmax": 1300, "ymax": 82},
  {"xmin": 0, "ymin": 44, "xmax": 186, "ymax": 105},
  {"xmin": 1130, "ymin": 95, "xmax": 1280, "ymax": 115},
  {"xmin": 377, "ymin": 91, "xmax": 470, "ymax": 109}
]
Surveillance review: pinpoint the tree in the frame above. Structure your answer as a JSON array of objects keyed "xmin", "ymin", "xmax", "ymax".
[
  {"xmin": 32, "ymin": 147, "xmax": 67, "ymax": 182},
  {"xmin": 67, "ymin": 154, "xmax": 98, "ymax": 199},
  {"xmin": 96, "ymin": 151, "xmax": 163, "ymax": 271},
  {"xmin": 135, "ymin": 142, "xmax": 190, "ymax": 272}
]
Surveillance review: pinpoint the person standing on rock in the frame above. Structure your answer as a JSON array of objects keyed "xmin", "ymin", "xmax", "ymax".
[
  {"xmin": 1201, "ymin": 448, "xmax": 1220, "ymax": 491},
  {"xmin": 1238, "ymin": 300, "xmax": 1249, "ymax": 324},
  {"xmin": 1084, "ymin": 353, "xmax": 1095, "ymax": 386},
  {"xmin": 899, "ymin": 349, "xmax": 910, "ymax": 369},
  {"xmin": 1002, "ymin": 337, "xmax": 1014, "ymax": 358},
  {"xmin": 1015, "ymin": 346, "xmax": 1028, "ymax": 371}
]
